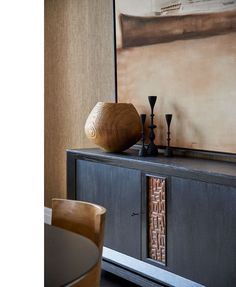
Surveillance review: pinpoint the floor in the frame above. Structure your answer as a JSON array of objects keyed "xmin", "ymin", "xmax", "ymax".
[{"xmin": 100, "ymin": 270, "xmax": 139, "ymax": 287}]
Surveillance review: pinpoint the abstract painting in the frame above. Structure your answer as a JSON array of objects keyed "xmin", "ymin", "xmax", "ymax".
[{"xmin": 115, "ymin": 0, "xmax": 236, "ymax": 154}]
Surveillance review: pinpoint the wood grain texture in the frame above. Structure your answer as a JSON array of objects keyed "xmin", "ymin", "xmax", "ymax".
[
  {"xmin": 52, "ymin": 199, "xmax": 106, "ymax": 287},
  {"xmin": 85, "ymin": 102, "xmax": 141, "ymax": 152},
  {"xmin": 168, "ymin": 177, "xmax": 236, "ymax": 287},
  {"xmin": 76, "ymin": 160, "xmax": 142, "ymax": 260},
  {"xmin": 44, "ymin": 0, "xmax": 115, "ymax": 207}
]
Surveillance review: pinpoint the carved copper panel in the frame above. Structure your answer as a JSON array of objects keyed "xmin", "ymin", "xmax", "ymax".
[{"xmin": 148, "ymin": 176, "xmax": 166, "ymax": 264}]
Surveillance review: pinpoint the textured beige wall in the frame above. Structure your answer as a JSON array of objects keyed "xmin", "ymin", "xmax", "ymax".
[{"xmin": 45, "ymin": 0, "xmax": 115, "ymax": 207}]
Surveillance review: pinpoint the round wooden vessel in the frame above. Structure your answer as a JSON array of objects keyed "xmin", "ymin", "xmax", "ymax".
[{"xmin": 85, "ymin": 102, "xmax": 141, "ymax": 152}]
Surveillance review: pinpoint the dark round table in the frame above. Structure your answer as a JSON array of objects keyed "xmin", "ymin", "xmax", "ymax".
[{"xmin": 44, "ymin": 223, "xmax": 99, "ymax": 287}]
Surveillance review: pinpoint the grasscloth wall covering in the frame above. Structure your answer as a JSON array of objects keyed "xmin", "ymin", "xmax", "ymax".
[{"xmin": 45, "ymin": 0, "xmax": 115, "ymax": 207}]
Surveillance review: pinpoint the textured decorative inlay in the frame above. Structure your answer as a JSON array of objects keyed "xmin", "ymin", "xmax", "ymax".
[{"xmin": 148, "ymin": 176, "xmax": 166, "ymax": 264}]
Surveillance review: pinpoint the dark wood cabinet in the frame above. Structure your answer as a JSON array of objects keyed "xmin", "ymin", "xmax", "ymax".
[
  {"xmin": 168, "ymin": 177, "xmax": 236, "ymax": 286},
  {"xmin": 76, "ymin": 160, "xmax": 141, "ymax": 259},
  {"xmin": 67, "ymin": 148, "xmax": 236, "ymax": 287}
]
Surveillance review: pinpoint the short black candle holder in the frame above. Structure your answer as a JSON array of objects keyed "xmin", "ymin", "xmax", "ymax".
[
  {"xmin": 139, "ymin": 114, "xmax": 147, "ymax": 157},
  {"xmin": 147, "ymin": 96, "xmax": 158, "ymax": 156},
  {"xmin": 164, "ymin": 114, "xmax": 173, "ymax": 157}
]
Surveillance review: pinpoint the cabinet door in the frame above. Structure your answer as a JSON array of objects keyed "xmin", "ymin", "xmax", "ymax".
[
  {"xmin": 168, "ymin": 177, "xmax": 236, "ymax": 287},
  {"xmin": 76, "ymin": 160, "xmax": 141, "ymax": 259}
]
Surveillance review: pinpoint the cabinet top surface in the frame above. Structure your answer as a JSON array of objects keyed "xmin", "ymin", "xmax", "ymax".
[{"xmin": 67, "ymin": 148, "xmax": 236, "ymax": 181}]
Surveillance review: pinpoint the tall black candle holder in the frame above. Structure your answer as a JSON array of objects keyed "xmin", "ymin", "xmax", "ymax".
[
  {"xmin": 164, "ymin": 114, "xmax": 173, "ymax": 157},
  {"xmin": 139, "ymin": 114, "xmax": 147, "ymax": 157},
  {"xmin": 147, "ymin": 96, "xmax": 158, "ymax": 156}
]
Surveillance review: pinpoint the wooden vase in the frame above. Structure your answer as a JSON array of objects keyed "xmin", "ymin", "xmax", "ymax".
[{"xmin": 85, "ymin": 102, "xmax": 141, "ymax": 152}]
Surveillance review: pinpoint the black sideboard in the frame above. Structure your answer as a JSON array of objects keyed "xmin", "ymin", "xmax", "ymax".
[{"xmin": 67, "ymin": 148, "xmax": 236, "ymax": 287}]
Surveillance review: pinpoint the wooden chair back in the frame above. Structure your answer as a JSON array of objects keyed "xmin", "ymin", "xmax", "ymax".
[
  {"xmin": 51, "ymin": 199, "xmax": 106, "ymax": 252},
  {"xmin": 51, "ymin": 199, "xmax": 106, "ymax": 287}
]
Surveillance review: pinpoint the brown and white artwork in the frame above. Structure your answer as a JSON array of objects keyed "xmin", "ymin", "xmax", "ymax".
[{"xmin": 115, "ymin": 0, "xmax": 236, "ymax": 154}]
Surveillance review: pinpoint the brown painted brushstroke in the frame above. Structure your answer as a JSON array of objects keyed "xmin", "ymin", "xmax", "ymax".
[{"xmin": 120, "ymin": 10, "xmax": 236, "ymax": 48}]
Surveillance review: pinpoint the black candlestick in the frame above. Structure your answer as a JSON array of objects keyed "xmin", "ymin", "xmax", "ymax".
[
  {"xmin": 147, "ymin": 96, "xmax": 158, "ymax": 156},
  {"xmin": 164, "ymin": 114, "xmax": 173, "ymax": 157},
  {"xmin": 139, "ymin": 114, "xmax": 147, "ymax": 157}
]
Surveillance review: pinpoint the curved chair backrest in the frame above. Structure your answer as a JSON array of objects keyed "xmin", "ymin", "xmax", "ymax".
[
  {"xmin": 51, "ymin": 199, "xmax": 106, "ymax": 252},
  {"xmin": 51, "ymin": 199, "xmax": 106, "ymax": 287}
]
